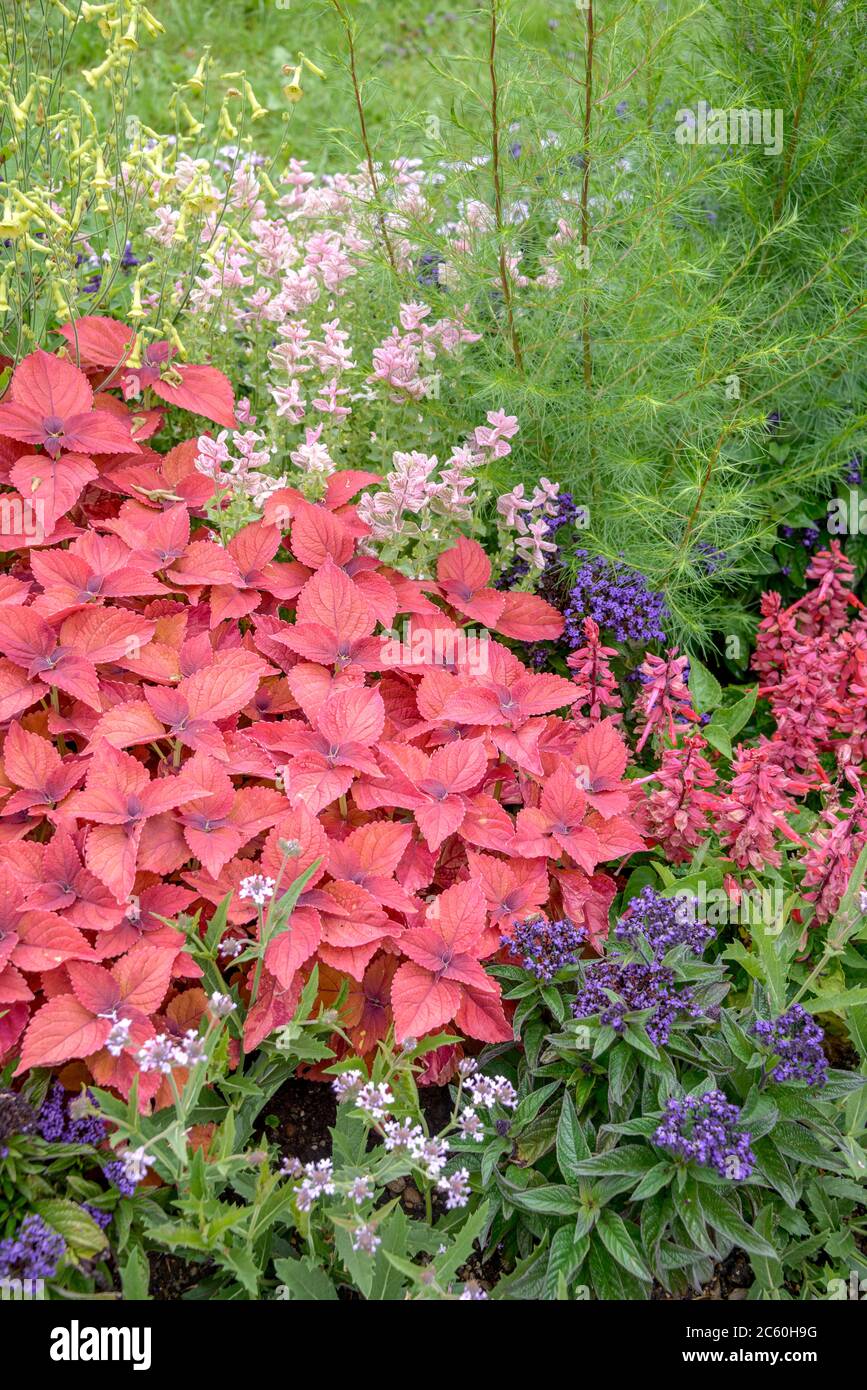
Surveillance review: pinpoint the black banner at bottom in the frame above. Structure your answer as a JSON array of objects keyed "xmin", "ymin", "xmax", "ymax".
[{"xmin": 1, "ymin": 1293, "xmax": 860, "ymax": 1376}]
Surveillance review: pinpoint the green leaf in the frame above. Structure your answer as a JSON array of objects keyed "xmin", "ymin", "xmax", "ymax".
[
  {"xmin": 702, "ymin": 722, "xmax": 733, "ymax": 760},
  {"xmin": 697, "ymin": 1188, "xmax": 778, "ymax": 1259},
  {"xmin": 491, "ymin": 1235, "xmax": 550, "ymax": 1300},
  {"xmin": 544, "ymin": 1224, "xmax": 587, "ymax": 1298},
  {"xmin": 434, "ymin": 1202, "xmax": 490, "ymax": 1284},
  {"xmin": 219, "ymin": 1243, "xmax": 259, "ymax": 1297},
  {"xmin": 687, "ymin": 655, "xmax": 722, "ymax": 712},
  {"xmin": 204, "ymin": 892, "xmax": 232, "ymax": 952},
  {"xmin": 752, "ymin": 1138, "xmax": 799, "ymax": 1208},
  {"xmin": 715, "ymin": 685, "xmax": 758, "ymax": 738},
  {"xmin": 597, "ymin": 1209, "xmax": 652, "ymax": 1283},
  {"xmin": 274, "ymin": 1255, "xmax": 338, "ymax": 1301},
  {"xmin": 608, "ymin": 1042, "xmax": 637, "ymax": 1105},
  {"xmin": 570, "ymin": 1146, "xmax": 659, "ymax": 1178},
  {"xmin": 512, "ymin": 1080, "xmax": 561, "ymax": 1131},
  {"xmin": 119, "ymin": 1245, "xmax": 150, "ymax": 1301},
  {"xmin": 631, "ymin": 1162, "xmax": 675, "ymax": 1200},
  {"xmin": 805, "ymin": 987, "xmax": 867, "ymax": 1014},
  {"xmin": 556, "ymin": 1089, "xmax": 590, "ymax": 1184},
  {"xmin": 33, "ymin": 1199, "xmax": 107, "ymax": 1259},
  {"xmin": 588, "ymin": 1234, "xmax": 648, "ymax": 1299},
  {"xmin": 494, "ymin": 1172, "xmax": 583, "ymax": 1216}
]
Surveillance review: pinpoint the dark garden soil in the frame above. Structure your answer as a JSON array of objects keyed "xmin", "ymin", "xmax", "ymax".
[
  {"xmin": 652, "ymin": 1249, "xmax": 754, "ymax": 1301},
  {"xmin": 149, "ymin": 1060, "xmax": 866, "ymax": 1300}
]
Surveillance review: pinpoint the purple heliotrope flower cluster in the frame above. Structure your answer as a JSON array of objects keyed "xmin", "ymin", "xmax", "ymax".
[
  {"xmin": 0, "ymin": 1090, "xmax": 36, "ymax": 1155},
  {"xmin": 563, "ymin": 550, "xmax": 669, "ymax": 646},
  {"xmin": 103, "ymin": 1161, "xmax": 137, "ymax": 1197},
  {"xmin": 752, "ymin": 1004, "xmax": 828, "ymax": 1088},
  {"xmin": 615, "ymin": 886, "xmax": 715, "ymax": 960},
  {"xmin": 572, "ymin": 958, "xmax": 701, "ymax": 1046},
  {"xmin": 36, "ymin": 1083, "xmax": 106, "ymax": 1146},
  {"xmin": 505, "ymin": 915, "xmax": 586, "ymax": 982},
  {"xmin": 653, "ymin": 1090, "xmax": 755, "ymax": 1179},
  {"xmin": 0, "ymin": 1215, "xmax": 66, "ymax": 1280},
  {"xmin": 81, "ymin": 1203, "xmax": 112, "ymax": 1231}
]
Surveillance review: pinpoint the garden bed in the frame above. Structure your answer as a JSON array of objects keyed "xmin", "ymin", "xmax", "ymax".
[{"xmin": 0, "ymin": 0, "xmax": 865, "ymax": 1310}]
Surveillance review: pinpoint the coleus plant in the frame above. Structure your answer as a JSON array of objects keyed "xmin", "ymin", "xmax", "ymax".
[{"xmin": 0, "ymin": 321, "xmax": 646, "ymax": 1107}]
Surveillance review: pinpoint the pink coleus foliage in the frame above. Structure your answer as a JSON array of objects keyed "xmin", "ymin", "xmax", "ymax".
[{"xmin": 0, "ymin": 326, "xmax": 646, "ymax": 1104}]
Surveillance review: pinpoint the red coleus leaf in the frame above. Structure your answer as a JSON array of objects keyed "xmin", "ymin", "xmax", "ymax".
[
  {"xmin": 149, "ymin": 361, "xmax": 238, "ymax": 431},
  {"xmin": 436, "ymin": 535, "xmax": 506, "ymax": 627},
  {"xmin": 22, "ymin": 828, "xmax": 125, "ymax": 931},
  {"xmin": 9, "ymin": 452, "xmax": 98, "ymax": 534},
  {"xmin": 1, "ymin": 721, "xmax": 86, "ymax": 815},
  {"xmin": 264, "ymin": 905, "xmax": 323, "ymax": 990},
  {"xmin": 275, "ymin": 559, "xmax": 380, "ymax": 669},
  {"xmin": 391, "ymin": 880, "xmax": 501, "ymax": 1042},
  {"xmin": 64, "ymin": 745, "xmax": 209, "ymax": 900},
  {"xmin": 359, "ymin": 736, "xmax": 487, "ymax": 851},
  {"xmin": 56, "ymin": 316, "xmax": 137, "ymax": 373},
  {"xmin": 15, "ymin": 995, "xmax": 111, "ymax": 1073},
  {"xmin": 15, "ymin": 941, "xmax": 174, "ymax": 1073},
  {"xmin": 0, "ymin": 349, "xmax": 141, "ymax": 457},
  {"xmin": 572, "ymin": 718, "xmax": 632, "ymax": 816},
  {"xmin": 493, "ymin": 589, "xmax": 564, "ymax": 641},
  {"xmin": 288, "ymin": 500, "xmax": 355, "ymax": 569},
  {"xmin": 0, "ymin": 605, "xmax": 102, "ymax": 709},
  {"xmin": 467, "ymin": 849, "xmax": 549, "ymax": 927},
  {"xmin": 513, "ymin": 762, "xmax": 602, "ymax": 872}
]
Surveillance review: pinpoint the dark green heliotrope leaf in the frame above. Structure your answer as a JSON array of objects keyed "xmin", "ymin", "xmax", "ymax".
[
  {"xmin": 493, "ymin": 1171, "xmax": 583, "ymax": 1216},
  {"xmin": 491, "ymin": 1234, "xmax": 550, "ymax": 1301},
  {"xmin": 33, "ymin": 1199, "xmax": 107, "ymax": 1260},
  {"xmin": 596, "ymin": 1210, "xmax": 652, "ymax": 1284},
  {"xmin": 696, "ymin": 1187, "xmax": 778, "ymax": 1260},
  {"xmin": 570, "ymin": 1146, "xmax": 660, "ymax": 1178},
  {"xmin": 556, "ymin": 1089, "xmax": 590, "ymax": 1184}
]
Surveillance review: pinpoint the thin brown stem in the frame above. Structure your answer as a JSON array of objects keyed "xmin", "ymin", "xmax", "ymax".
[
  {"xmin": 332, "ymin": 0, "xmax": 397, "ymax": 273},
  {"xmin": 772, "ymin": 1, "xmax": 828, "ymax": 225},
  {"xmin": 580, "ymin": 1, "xmax": 595, "ymax": 395},
  {"xmin": 488, "ymin": 0, "xmax": 523, "ymax": 372}
]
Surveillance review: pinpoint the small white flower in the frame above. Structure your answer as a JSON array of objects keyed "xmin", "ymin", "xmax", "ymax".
[
  {"xmin": 106, "ymin": 1017, "xmax": 132, "ymax": 1057},
  {"xmin": 218, "ymin": 937, "xmax": 244, "ymax": 959},
  {"xmin": 280, "ymin": 1155, "xmax": 303, "ymax": 1178},
  {"xmin": 239, "ymin": 874, "xmax": 276, "ymax": 906},
  {"xmin": 176, "ymin": 1029, "xmax": 206, "ymax": 1068},
  {"xmin": 351, "ymin": 1222, "xmax": 381, "ymax": 1255},
  {"xmin": 331, "ymin": 1069, "xmax": 363, "ymax": 1102},
  {"xmin": 492, "ymin": 1077, "xmax": 518, "ymax": 1109},
  {"xmin": 209, "ymin": 991, "xmax": 236, "ymax": 1019},
  {"xmin": 355, "ymin": 1081, "xmax": 394, "ymax": 1120},
  {"xmin": 120, "ymin": 1145, "xmax": 155, "ymax": 1184},
  {"xmin": 469, "ymin": 1075, "xmax": 498, "ymax": 1108},
  {"xmin": 383, "ymin": 1119, "xmax": 423, "ymax": 1152},
  {"xmin": 417, "ymin": 1136, "xmax": 450, "ymax": 1178},
  {"xmin": 438, "ymin": 1167, "xmax": 471, "ymax": 1210},
  {"xmin": 136, "ymin": 1034, "xmax": 179, "ymax": 1075},
  {"xmin": 347, "ymin": 1175, "xmax": 374, "ymax": 1205},
  {"xmin": 303, "ymin": 1159, "xmax": 336, "ymax": 1196},
  {"xmin": 458, "ymin": 1108, "xmax": 485, "ymax": 1143},
  {"xmin": 295, "ymin": 1180, "xmax": 316, "ymax": 1212}
]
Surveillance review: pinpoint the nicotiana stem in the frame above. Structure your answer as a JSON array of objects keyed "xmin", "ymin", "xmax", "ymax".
[
  {"xmin": 332, "ymin": 0, "xmax": 397, "ymax": 274},
  {"xmin": 489, "ymin": 0, "xmax": 523, "ymax": 373}
]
